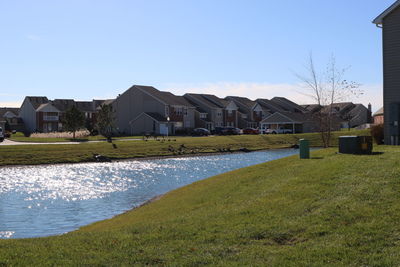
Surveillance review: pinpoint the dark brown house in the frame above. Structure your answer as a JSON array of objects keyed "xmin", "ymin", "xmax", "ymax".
[{"xmin": 374, "ymin": 0, "xmax": 400, "ymax": 145}]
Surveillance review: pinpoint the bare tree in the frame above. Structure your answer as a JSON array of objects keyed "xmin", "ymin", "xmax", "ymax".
[{"xmin": 296, "ymin": 54, "xmax": 362, "ymax": 147}]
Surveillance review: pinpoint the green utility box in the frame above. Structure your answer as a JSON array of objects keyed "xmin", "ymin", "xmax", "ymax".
[
  {"xmin": 338, "ymin": 136, "xmax": 373, "ymax": 154},
  {"xmin": 299, "ymin": 139, "xmax": 310, "ymax": 159}
]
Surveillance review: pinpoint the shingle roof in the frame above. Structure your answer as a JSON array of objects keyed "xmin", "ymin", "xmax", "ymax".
[
  {"xmin": 201, "ymin": 94, "xmax": 229, "ymax": 108},
  {"xmin": 373, "ymin": 107, "xmax": 384, "ymax": 116},
  {"xmin": 0, "ymin": 108, "xmax": 19, "ymax": 118},
  {"xmin": 226, "ymin": 96, "xmax": 256, "ymax": 111},
  {"xmin": 144, "ymin": 112, "xmax": 169, "ymax": 122},
  {"xmin": 75, "ymin": 101, "xmax": 94, "ymax": 112},
  {"xmin": 184, "ymin": 93, "xmax": 222, "ymax": 109},
  {"xmin": 134, "ymin": 85, "xmax": 193, "ymax": 107},
  {"xmin": 26, "ymin": 96, "xmax": 49, "ymax": 109},
  {"xmin": 52, "ymin": 99, "xmax": 76, "ymax": 112},
  {"xmin": 256, "ymin": 98, "xmax": 286, "ymax": 113},
  {"xmin": 271, "ymin": 97, "xmax": 307, "ymax": 113}
]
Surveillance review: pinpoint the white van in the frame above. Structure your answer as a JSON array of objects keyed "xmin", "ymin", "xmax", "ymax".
[{"xmin": 0, "ymin": 127, "xmax": 4, "ymax": 142}]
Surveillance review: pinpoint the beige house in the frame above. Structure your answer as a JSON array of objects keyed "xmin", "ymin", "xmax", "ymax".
[{"xmin": 114, "ymin": 85, "xmax": 195, "ymax": 135}]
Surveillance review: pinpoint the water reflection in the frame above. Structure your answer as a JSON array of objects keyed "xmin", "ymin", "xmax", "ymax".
[{"xmin": 0, "ymin": 149, "xmax": 299, "ymax": 239}]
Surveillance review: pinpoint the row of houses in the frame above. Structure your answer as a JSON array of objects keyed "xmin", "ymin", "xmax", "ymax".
[{"xmin": 0, "ymin": 84, "xmax": 373, "ymax": 136}]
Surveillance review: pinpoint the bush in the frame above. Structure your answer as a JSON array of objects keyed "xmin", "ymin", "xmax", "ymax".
[{"xmin": 371, "ymin": 124, "xmax": 384, "ymax": 145}]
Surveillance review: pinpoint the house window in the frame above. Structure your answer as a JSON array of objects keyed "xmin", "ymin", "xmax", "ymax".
[
  {"xmin": 200, "ymin": 113, "xmax": 207, "ymax": 119},
  {"xmin": 228, "ymin": 110, "xmax": 232, "ymax": 115},
  {"xmin": 165, "ymin": 106, "xmax": 169, "ymax": 116},
  {"xmin": 217, "ymin": 111, "xmax": 222, "ymax": 117},
  {"xmin": 183, "ymin": 108, "xmax": 188, "ymax": 116},
  {"xmin": 175, "ymin": 107, "xmax": 183, "ymax": 115}
]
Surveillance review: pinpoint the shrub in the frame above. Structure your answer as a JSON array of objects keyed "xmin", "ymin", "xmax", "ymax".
[{"xmin": 371, "ymin": 124, "xmax": 384, "ymax": 145}]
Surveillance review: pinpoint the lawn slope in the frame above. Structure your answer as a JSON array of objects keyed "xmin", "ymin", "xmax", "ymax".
[
  {"xmin": 0, "ymin": 145, "xmax": 399, "ymax": 266},
  {"xmin": 0, "ymin": 129, "xmax": 367, "ymax": 166}
]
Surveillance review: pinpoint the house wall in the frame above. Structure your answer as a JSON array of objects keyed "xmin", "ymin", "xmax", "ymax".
[
  {"xmin": 383, "ymin": 6, "xmax": 400, "ymax": 144},
  {"xmin": 374, "ymin": 115, "xmax": 384, "ymax": 125},
  {"xmin": 183, "ymin": 95, "xmax": 223, "ymax": 129},
  {"xmin": 19, "ymin": 98, "xmax": 37, "ymax": 133},
  {"xmin": 131, "ymin": 115, "xmax": 158, "ymax": 135},
  {"xmin": 114, "ymin": 87, "xmax": 166, "ymax": 134}
]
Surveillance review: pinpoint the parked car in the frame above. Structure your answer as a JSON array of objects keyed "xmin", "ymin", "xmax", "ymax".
[
  {"xmin": 192, "ymin": 128, "xmax": 211, "ymax": 136},
  {"xmin": 242, "ymin": 128, "xmax": 260, "ymax": 135},
  {"xmin": 0, "ymin": 127, "xmax": 4, "ymax": 142},
  {"xmin": 265, "ymin": 128, "xmax": 293, "ymax": 134},
  {"xmin": 221, "ymin": 127, "xmax": 241, "ymax": 135},
  {"xmin": 212, "ymin": 127, "xmax": 225, "ymax": 135}
]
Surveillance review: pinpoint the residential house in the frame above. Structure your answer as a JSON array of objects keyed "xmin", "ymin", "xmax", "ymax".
[
  {"xmin": 225, "ymin": 96, "xmax": 258, "ymax": 128},
  {"xmin": 19, "ymin": 97, "xmax": 105, "ymax": 133},
  {"xmin": 259, "ymin": 112, "xmax": 319, "ymax": 134},
  {"xmin": 270, "ymin": 97, "xmax": 308, "ymax": 113},
  {"xmin": 373, "ymin": 107, "xmax": 384, "ymax": 125},
  {"xmin": 374, "ymin": 0, "xmax": 400, "ymax": 144},
  {"xmin": 19, "ymin": 96, "xmax": 51, "ymax": 133},
  {"xmin": 114, "ymin": 85, "xmax": 195, "ymax": 135},
  {"xmin": 320, "ymin": 102, "xmax": 371, "ymax": 128},
  {"xmin": 183, "ymin": 93, "xmax": 224, "ymax": 130},
  {"xmin": 0, "ymin": 108, "xmax": 24, "ymax": 132},
  {"xmin": 183, "ymin": 94, "xmax": 239, "ymax": 128}
]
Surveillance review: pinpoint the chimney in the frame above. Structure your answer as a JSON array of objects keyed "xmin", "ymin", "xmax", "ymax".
[
  {"xmin": 368, "ymin": 103, "xmax": 372, "ymax": 112},
  {"xmin": 368, "ymin": 103, "xmax": 372, "ymax": 123}
]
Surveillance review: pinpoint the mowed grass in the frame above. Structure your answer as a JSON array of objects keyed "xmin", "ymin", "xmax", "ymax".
[
  {"xmin": 0, "ymin": 130, "xmax": 368, "ymax": 166},
  {"xmin": 8, "ymin": 133, "xmax": 142, "ymax": 143},
  {"xmin": 0, "ymin": 145, "xmax": 399, "ymax": 265}
]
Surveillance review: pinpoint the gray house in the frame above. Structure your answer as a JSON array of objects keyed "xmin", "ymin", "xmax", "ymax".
[
  {"xmin": 374, "ymin": 0, "xmax": 400, "ymax": 144},
  {"xmin": 225, "ymin": 96, "xmax": 258, "ymax": 128},
  {"xmin": 184, "ymin": 93, "xmax": 225, "ymax": 130},
  {"xmin": 114, "ymin": 85, "xmax": 195, "ymax": 135}
]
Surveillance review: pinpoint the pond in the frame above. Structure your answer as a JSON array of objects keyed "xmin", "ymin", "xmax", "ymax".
[{"xmin": 0, "ymin": 149, "xmax": 301, "ymax": 239}]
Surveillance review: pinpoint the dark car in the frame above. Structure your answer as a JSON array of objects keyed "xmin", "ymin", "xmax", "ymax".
[
  {"xmin": 212, "ymin": 127, "xmax": 225, "ymax": 135},
  {"xmin": 221, "ymin": 127, "xmax": 241, "ymax": 135},
  {"xmin": 242, "ymin": 128, "xmax": 259, "ymax": 135},
  {"xmin": 192, "ymin": 128, "xmax": 211, "ymax": 136}
]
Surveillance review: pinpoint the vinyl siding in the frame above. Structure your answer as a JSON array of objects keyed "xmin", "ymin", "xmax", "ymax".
[{"xmin": 383, "ymin": 6, "xmax": 400, "ymax": 144}]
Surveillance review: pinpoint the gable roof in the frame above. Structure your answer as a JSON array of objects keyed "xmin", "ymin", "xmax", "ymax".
[
  {"xmin": 271, "ymin": 97, "xmax": 307, "ymax": 113},
  {"xmin": 201, "ymin": 94, "xmax": 230, "ymax": 108},
  {"xmin": 130, "ymin": 112, "xmax": 169, "ymax": 124},
  {"xmin": 261, "ymin": 111, "xmax": 311, "ymax": 124},
  {"xmin": 36, "ymin": 103, "xmax": 60, "ymax": 113},
  {"xmin": 25, "ymin": 96, "xmax": 49, "ymax": 109},
  {"xmin": 0, "ymin": 108, "xmax": 19, "ymax": 118},
  {"xmin": 134, "ymin": 85, "xmax": 193, "ymax": 107},
  {"xmin": 226, "ymin": 96, "xmax": 256, "ymax": 113},
  {"xmin": 256, "ymin": 98, "xmax": 286, "ymax": 113},
  {"xmin": 52, "ymin": 99, "xmax": 76, "ymax": 112},
  {"xmin": 184, "ymin": 93, "xmax": 222, "ymax": 109},
  {"xmin": 373, "ymin": 0, "xmax": 400, "ymax": 25},
  {"xmin": 373, "ymin": 107, "xmax": 384, "ymax": 116}
]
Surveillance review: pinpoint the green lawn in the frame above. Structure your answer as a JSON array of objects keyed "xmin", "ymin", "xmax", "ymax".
[
  {"xmin": 0, "ymin": 130, "xmax": 368, "ymax": 166},
  {"xmin": 8, "ymin": 132, "xmax": 142, "ymax": 143},
  {"xmin": 0, "ymin": 144, "xmax": 399, "ymax": 265}
]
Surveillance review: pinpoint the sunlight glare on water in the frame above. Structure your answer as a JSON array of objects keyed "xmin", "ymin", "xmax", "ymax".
[{"xmin": 0, "ymin": 149, "xmax": 300, "ymax": 239}]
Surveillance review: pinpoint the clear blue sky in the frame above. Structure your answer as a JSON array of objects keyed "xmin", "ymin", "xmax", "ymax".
[{"xmin": 0, "ymin": 0, "xmax": 394, "ymax": 110}]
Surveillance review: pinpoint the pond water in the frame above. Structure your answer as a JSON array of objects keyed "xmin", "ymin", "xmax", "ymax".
[{"xmin": 0, "ymin": 149, "xmax": 300, "ymax": 239}]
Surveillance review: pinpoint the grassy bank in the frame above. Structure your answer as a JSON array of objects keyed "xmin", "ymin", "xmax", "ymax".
[
  {"xmin": 0, "ymin": 130, "xmax": 368, "ymax": 166},
  {"xmin": 0, "ymin": 145, "xmax": 398, "ymax": 265},
  {"xmin": 8, "ymin": 132, "xmax": 142, "ymax": 143}
]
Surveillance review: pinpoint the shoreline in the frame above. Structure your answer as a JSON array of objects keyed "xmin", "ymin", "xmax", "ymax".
[{"xmin": 0, "ymin": 145, "xmax": 302, "ymax": 169}]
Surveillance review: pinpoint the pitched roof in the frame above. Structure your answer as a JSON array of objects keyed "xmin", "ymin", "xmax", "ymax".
[
  {"xmin": 373, "ymin": 107, "xmax": 384, "ymax": 116},
  {"xmin": 373, "ymin": 0, "xmax": 400, "ymax": 25},
  {"xmin": 226, "ymin": 96, "xmax": 256, "ymax": 113},
  {"xmin": 201, "ymin": 94, "xmax": 230, "ymax": 108},
  {"xmin": 134, "ymin": 85, "xmax": 193, "ymax": 107},
  {"xmin": 301, "ymin": 104, "xmax": 322, "ymax": 113},
  {"xmin": 52, "ymin": 99, "xmax": 76, "ymax": 112},
  {"xmin": 75, "ymin": 101, "xmax": 94, "ymax": 112},
  {"xmin": 256, "ymin": 98, "xmax": 286, "ymax": 113},
  {"xmin": 184, "ymin": 93, "xmax": 222, "ymax": 109},
  {"xmin": 0, "ymin": 108, "xmax": 19, "ymax": 118},
  {"xmin": 144, "ymin": 112, "xmax": 169, "ymax": 122},
  {"xmin": 261, "ymin": 111, "xmax": 313, "ymax": 124},
  {"xmin": 26, "ymin": 96, "xmax": 49, "ymax": 109},
  {"xmin": 271, "ymin": 97, "xmax": 307, "ymax": 113}
]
